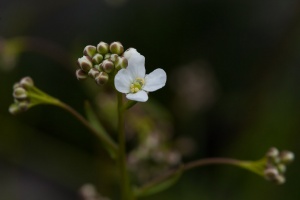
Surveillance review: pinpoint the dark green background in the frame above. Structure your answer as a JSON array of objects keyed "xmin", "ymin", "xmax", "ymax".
[{"xmin": 0, "ymin": 0, "xmax": 299, "ymax": 199}]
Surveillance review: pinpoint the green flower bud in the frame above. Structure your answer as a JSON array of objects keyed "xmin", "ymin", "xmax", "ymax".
[
  {"xmin": 94, "ymin": 64, "xmax": 102, "ymax": 71},
  {"xmin": 13, "ymin": 87, "xmax": 27, "ymax": 99},
  {"xmin": 76, "ymin": 69, "xmax": 88, "ymax": 80},
  {"xmin": 13, "ymin": 82, "xmax": 21, "ymax": 90},
  {"xmin": 18, "ymin": 101, "xmax": 29, "ymax": 111},
  {"xmin": 95, "ymin": 72, "xmax": 109, "ymax": 85},
  {"xmin": 264, "ymin": 167, "xmax": 279, "ymax": 181},
  {"xmin": 102, "ymin": 60, "xmax": 114, "ymax": 73},
  {"xmin": 83, "ymin": 45, "xmax": 97, "ymax": 58},
  {"xmin": 115, "ymin": 56, "xmax": 128, "ymax": 70},
  {"xmin": 97, "ymin": 42, "xmax": 109, "ymax": 55},
  {"xmin": 277, "ymin": 164, "xmax": 286, "ymax": 173},
  {"xmin": 274, "ymin": 174, "xmax": 285, "ymax": 184},
  {"xmin": 266, "ymin": 147, "xmax": 279, "ymax": 159},
  {"xmin": 104, "ymin": 53, "xmax": 111, "ymax": 60},
  {"xmin": 109, "ymin": 41, "xmax": 124, "ymax": 55},
  {"xmin": 20, "ymin": 76, "xmax": 34, "ymax": 89},
  {"xmin": 109, "ymin": 54, "xmax": 118, "ymax": 62},
  {"xmin": 92, "ymin": 53, "xmax": 103, "ymax": 64},
  {"xmin": 280, "ymin": 151, "xmax": 294, "ymax": 164},
  {"xmin": 77, "ymin": 56, "xmax": 93, "ymax": 72},
  {"xmin": 88, "ymin": 68, "xmax": 100, "ymax": 78},
  {"xmin": 9, "ymin": 103, "xmax": 21, "ymax": 115}
]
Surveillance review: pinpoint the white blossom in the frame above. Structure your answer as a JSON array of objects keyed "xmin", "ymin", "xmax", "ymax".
[{"xmin": 114, "ymin": 48, "xmax": 167, "ymax": 102}]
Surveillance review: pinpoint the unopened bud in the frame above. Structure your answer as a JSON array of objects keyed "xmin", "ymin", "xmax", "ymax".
[
  {"xmin": 88, "ymin": 68, "xmax": 100, "ymax": 78},
  {"xmin": 102, "ymin": 60, "xmax": 114, "ymax": 73},
  {"xmin": 20, "ymin": 77, "xmax": 34, "ymax": 89},
  {"xmin": 277, "ymin": 164, "xmax": 286, "ymax": 173},
  {"xmin": 274, "ymin": 174, "xmax": 285, "ymax": 184},
  {"xmin": 76, "ymin": 69, "xmax": 88, "ymax": 80},
  {"xmin": 13, "ymin": 87, "xmax": 27, "ymax": 99},
  {"xmin": 109, "ymin": 54, "xmax": 118, "ymax": 62},
  {"xmin": 115, "ymin": 56, "xmax": 128, "ymax": 70},
  {"xmin": 92, "ymin": 53, "xmax": 103, "ymax": 64},
  {"xmin": 280, "ymin": 151, "xmax": 294, "ymax": 164},
  {"xmin": 104, "ymin": 53, "xmax": 111, "ymax": 60},
  {"xmin": 9, "ymin": 104, "xmax": 21, "ymax": 115},
  {"xmin": 94, "ymin": 64, "xmax": 101, "ymax": 71},
  {"xmin": 18, "ymin": 101, "xmax": 29, "ymax": 111},
  {"xmin": 13, "ymin": 82, "xmax": 21, "ymax": 90},
  {"xmin": 83, "ymin": 45, "xmax": 97, "ymax": 58},
  {"xmin": 77, "ymin": 56, "xmax": 93, "ymax": 72},
  {"xmin": 267, "ymin": 147, "xmax": 279, "ymax": 159},
  {"xmin": 95, "ymin": 72, "xmax": 109, "ymax": 85},
  {"xmin": 109, "ymin": 41, "xmax": 124, "ymax": 55},
  {"xmin": 97, "ymin": 42, "xmax": 109, "ymax": 55},
  {"xmin": 264, "ymin": 167, "xmax": 279, "ymax": 181}
]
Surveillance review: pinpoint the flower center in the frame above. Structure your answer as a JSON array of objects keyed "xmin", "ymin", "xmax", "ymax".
[{"xmin": 130, "ymin": 78, "xmax": 145, "ymax": 93}]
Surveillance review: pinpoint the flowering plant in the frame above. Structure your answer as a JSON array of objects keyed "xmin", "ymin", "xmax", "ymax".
[{"xmin": 9, "ymin": 41, "xmax": 294, "ymax": 200}]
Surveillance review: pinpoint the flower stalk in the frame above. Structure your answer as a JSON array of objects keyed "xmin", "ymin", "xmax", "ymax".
[{"xmin": 117, "ymin": 92, "xmax": 133, "ymax": 200}]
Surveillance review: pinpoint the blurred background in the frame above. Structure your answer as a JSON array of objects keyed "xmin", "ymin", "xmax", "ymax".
[{"xmin": 0, "ymin": 0, "xmax": 299, "ymax": 199}]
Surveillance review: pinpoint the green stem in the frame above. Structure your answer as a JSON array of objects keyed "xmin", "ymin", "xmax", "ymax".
[
  {"xmin": 136, "ymin": 157, "xmax": 264, "ymax": 198},
  {"xmin": 117, "ymin": 93, "xmax": 133, "ymax": 200},
  {"xmin": 56, "ymin": 101, "xmax": 118, "ymax": 155}
]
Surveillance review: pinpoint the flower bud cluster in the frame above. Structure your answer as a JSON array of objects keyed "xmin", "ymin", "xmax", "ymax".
[
  {"xmin": 9, "ymin": 77, "xmax": 34, "ymax": 114},
  {"xmin": 264, "ymin": 147, "xmax": 295, "ymax": 184},
  {"xmin": 76, "ymin": 41, "xmax": 128, "ymax": 85}
]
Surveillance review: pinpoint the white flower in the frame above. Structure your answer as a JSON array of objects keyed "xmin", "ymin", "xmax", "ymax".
[{"xmin": 114, "ymin": 48, "xmax": 167, "ymax": 102}]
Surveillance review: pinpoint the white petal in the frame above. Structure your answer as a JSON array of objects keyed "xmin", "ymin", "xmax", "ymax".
[
  {"xmin": 126, "ymin": 90, "xmax": 148, "ymax": 102},
  {"xmin": 124, "ymin": 48, "xmax": 146, "ymax": 79},
  {"xmin": 114, "ymin": 69, "xmax": 132, "ymax": 93},
  {"xmin": 143, "ymin": 68, "xmax": 167, "ymax": 92}
]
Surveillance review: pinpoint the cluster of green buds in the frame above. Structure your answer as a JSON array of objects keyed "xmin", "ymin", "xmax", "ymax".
[
  {"xmin": 76, "ymin": 41, "xmax": 128, "ymax": 85},
  {"xmin": 9, "ymin": 77, "xmax": 61, "ymax": 115},
  {"xmin": 264, "ymin": 147, "xmax": 294, "ymax": 184},
  {"xmin": 9, "ymin": 77, "xmax": 34, "ymax": 114}
]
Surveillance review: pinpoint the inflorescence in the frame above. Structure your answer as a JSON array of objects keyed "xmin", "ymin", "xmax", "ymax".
[
  {"xmin": 264, "ymin": 147, "xmax": 294, "ymax": 184},
  {"xmin": 76, "ymin": 41, "xmax": 128, "ymax": 85},
  {"xmin": 9, "ymin": 77, "xmax": 35, "ymax": 114}
]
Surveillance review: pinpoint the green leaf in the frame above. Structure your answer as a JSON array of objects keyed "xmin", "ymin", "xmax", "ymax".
[{"xmin": 134, "ymin": 165, "xmax": 184, "ymax": 198}]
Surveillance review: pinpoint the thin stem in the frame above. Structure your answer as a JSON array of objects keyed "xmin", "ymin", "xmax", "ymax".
[
  {"xmin": 56, "ymin": 101, "xmax": 118, "ymax": 155},
  {"xmin": 184, "ymin": 157, "xmax": 241, "ymax": 171},
  {"xmin": 137, "ymin": 157, "xmax": 253, "ymax": 196},
  {"xmin": 117, "ymin": 93, "xmax": 133, "ymax": 200}
]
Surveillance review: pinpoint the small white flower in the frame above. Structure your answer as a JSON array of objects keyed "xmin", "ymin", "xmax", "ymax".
[{"xmin": 114, "ymin": 48, "xmax": 167, "ymax": 102}]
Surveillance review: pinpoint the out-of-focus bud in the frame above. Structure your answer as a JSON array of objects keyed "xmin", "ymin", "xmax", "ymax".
[
  {"xmin": 92, "ymin": 53, "xmax": 103, "ymax": 64},
  {"xmin": 76, "ymin": 69, "xmax": 88, "ymax": 80},
  {"xmin": 274, "ymin": 174, "xmax": 286, "ymax": 185},
  {"xmin": 18, "ymin": 101, "xmax": 29, "ymax": 111},
  {"xmin": 102, "ymin": 60, "xmax": 114, "ymax": 73},
  {"xmin": 280, "ymin": 151, "xmax": 294, "ymax": 164},
  {"xmin": 97, "ymin": 42, "xmax": 109, "ymax": 55},
  {"xmin": 20, "ymin": 76, "xmax": 34, "ymax": 89},
  {"xmin": 83, "ymin": 45, "xmax": 97, "ymax": 58},
  {"xmin": 13, "ymin": 82, "xmax": 21, "ymax": 90},
  {"xmin": 109, "ymin": 41, "xmax": 124, "ymax": 55},
  {"xmin": 277, "ymin": 164, "xmax": 286, "ymax": 173},
  {"xmin": 264, "ymin": 167, "xmax": 279, "ymax": 181},
  {"xmin": 13, "ymin": 87, "xmax": 27, "ymax": 99},
  {"xmin": 115, "ymin": 56, "xmax": 128, "ymax": 70},
  {"xmin": 9, "ymin": 103, "xmax": 20, "ymax": 115},
  {"xmin": 95, "ymin": 72, "xmax": 109, "ymax": 85},
  {"xmin": 77, "ymin": 56, "xmax": 93, "ymax": 72},
  {"xmin": 266, "ymin": 147, "xmax": 279, "ymax": 159},
  {"xmin": 88, "ymin": 68, "xmax": 100, "ymax": 78}
]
